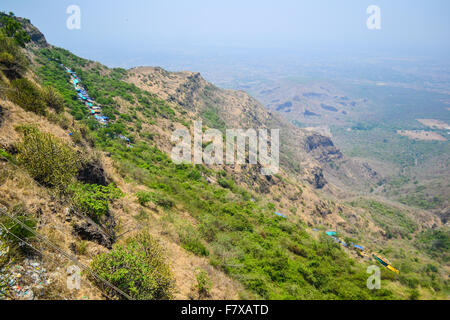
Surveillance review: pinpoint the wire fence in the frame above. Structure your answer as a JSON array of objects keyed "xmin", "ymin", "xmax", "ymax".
[{"xmin": 0, "ymin": 155, "xmax": 136, "ymax": 300}]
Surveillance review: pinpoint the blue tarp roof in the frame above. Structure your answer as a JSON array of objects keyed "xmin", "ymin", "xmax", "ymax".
[
  {"xmin": 326, "ymin": 231, "xmax": 337, "ymax": 236},
  {"xmin": 354, "ymin": 245, "xmax": 365, "ymax": 250},
  {"xmin": 274, "ymin": 212, "xmax": 287, "ymax": 219},
  {"xmin": 331, "ymin": 236, "xmax": 348, "ymax": 247}
]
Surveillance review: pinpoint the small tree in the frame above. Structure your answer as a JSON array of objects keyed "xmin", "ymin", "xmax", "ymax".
[
  {"xmin": 69, "ymin": 183, "xmax": 123, "ymax": 220},
  {"xmin": 0, "ymin": 13, "xmax": 31, "ymax": 47},
  {"xmin": 42, "ymin": 86, "xmax": 65, "ymax": 113},
  {"xmin": 136, "ymin": 191, "xmax": 152, "ymax": 206},
  {"xmin": 91, "ymin": 232, "xmax": 175, "ymax": 300},
  {"xmin": 17, "ymin": 126, "xmax": 79, "ymax": 190},
  {"xmin": 0, "ymin": 33, "xmax": 28, "ymax": 79},
  {"xmin": 8, "ymin": 79, "xmax": 46, "ymax": 115},
  {"xmin": 194, "ymin": 269, "xmax": 212, "ymax": 299}
]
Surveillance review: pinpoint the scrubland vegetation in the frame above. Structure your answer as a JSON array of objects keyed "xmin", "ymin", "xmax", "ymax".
[{"xmin": 0, "ymin": 15, "xmax": 448, "ymax": 300}]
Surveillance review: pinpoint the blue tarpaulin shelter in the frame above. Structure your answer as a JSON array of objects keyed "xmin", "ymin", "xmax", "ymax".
[{"xmin": 274, "ymin": 212, "xmax": 287, "ymax": 219}]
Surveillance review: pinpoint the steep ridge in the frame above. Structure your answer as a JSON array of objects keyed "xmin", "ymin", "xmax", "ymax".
[{"xmin": 126, "ymin": 66, "xmax": 383, "ymax": 194}]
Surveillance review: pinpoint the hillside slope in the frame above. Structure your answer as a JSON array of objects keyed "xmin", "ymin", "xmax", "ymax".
[{"xmin": 0, "ymin": 14, "xmax": 448, "ymax": 300}]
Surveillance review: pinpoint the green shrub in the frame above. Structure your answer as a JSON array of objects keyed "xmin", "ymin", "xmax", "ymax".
[
  {"xmin": 416, "ymin": 229, "xmax": 450, "ymax": 261},
  {"xmin": 0, "ymin": 31, "xmax": 28, "ymax": 79},
  {"xmin": 0, "ymin": 13, "xmax": 31, "ymax": 47},
  {"xmin": 187, "ymin": 169, "xmax": 202, "ymax": 181},
  {"xmin": 8, "ymin": 78, "xmax": 46, "ymax": 115},
  {"xmin": 218, "ymin": 178, "xmax": 235, "ymax": 191},
  {"xmin": 155, "ymin": 194, "xmax": 174, "ymax": 209},
  {"xmin": 69, "ymin": 183, "xmax": 123, "ymax": 220},
  {"xmin": 179, "ymin": 229, "xmax": 209, "ymax": 257},
  {"xmin": 17, "ymin": 127, "xmax": 79, "ymax": 190},
  {"xmin": 136, "ymin": 191, "xmax": 152, "ymax": 206},
  {"xmin": 0, "ymin": 148, "xmax": 11, "ymax": 161},
  {"xmin": 136, "ymin": 191, "xmax": 173, "ymax": 209},
  {"xmin": 194, "ymin": 269, "xmax": 212, "ymax": 298},
  {"xmin": 42, "ymin": 85, "xmax": 65, "ymax": 113},
  {"xmin": 73, "ymin": 240, "xmax": 88, "ymax": 255},
  {"xmin": 91, "ymin": 232, "xmax": 175, "ymax": 300},
  {"xmin": 409, "ymin": 289, "xmax": 420, "ymax": 300}
]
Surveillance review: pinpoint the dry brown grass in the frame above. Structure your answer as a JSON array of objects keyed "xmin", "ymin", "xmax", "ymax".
[
  {"xmin": 417, "ymin": 119, "xmax": 450, "ymax": 130},
  {"xmin": 397, "ymin": 130, "xmax": 446, "ymax": 141}
]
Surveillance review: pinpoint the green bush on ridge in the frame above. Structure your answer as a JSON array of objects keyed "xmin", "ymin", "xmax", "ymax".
[
  {"xmin": 91, "ymin": 232, "xmax": 175, "ymax": 300},
  {"xmin": 69, "ymin": 182, "xmax": 123, "ymax": 220},
  {"xmin": 16, "ymin": 126, "xmax": 79, "ymax": 190},
  {"xmin": 8, "ymin": 78, "xmax": 46, "ymax": 115}
]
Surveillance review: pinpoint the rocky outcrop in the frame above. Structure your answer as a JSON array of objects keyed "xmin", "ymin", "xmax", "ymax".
[
  {"xmin": 77, "ymin": 160, "xmax": 109, "ymax": 186},
  {"xmin": 362, "ymin": 162, "xmax": 378, "ymax": 179},
  {"xmin": 314, "ymin": 200, "xmax": 333, "ymax": 217},
  {"xmin": 307, "ymin": 167, "xmax": 327, "ymax": 189},
  {"xmin": 0, "ymin": 13, "xmax": 49, "ymax": 48},
  {"xmin": 173, "ymin": 72, "xmax": 203, "ymax": 110},
  {"xmin": 72, "ymin": 219, "xmax": 115, "ymax": 249},
  {"xmin": 305, "ymin": 134, "xmax": 343, "ymax": 163}
]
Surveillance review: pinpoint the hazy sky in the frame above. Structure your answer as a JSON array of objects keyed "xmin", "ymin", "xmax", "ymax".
[{"xmin": 1, "ymin": 0, "xmax": 449, "ymax": 67}]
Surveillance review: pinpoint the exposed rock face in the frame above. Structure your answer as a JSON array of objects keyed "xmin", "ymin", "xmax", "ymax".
[
  {"xmin": 305, "ymin": 134, "xmax": 343, "ymax": 163},
  {"xmin": 73, "ymin": 219, "xmax": 115, "ymax": 249},
  {"xmin": 308, "ymin": 167, "xmax": 327, "ymax": 189},
  {"xmin": 0, "ymin": 13, "xmax": 49, "ymax": 48},
  {"xmin": 173, "ymin": 72, "xmax": 202, "ymax": 109},
  {"xmin": 315, "ymin": 200, "xmax": 333, "ymax": 217},
  {"xmin": 362, "ymin": 162, "xmax": 378, "ymax": 179},
  {"xmin": 77, "ymin": 160, "xmax": 109, "ymax": 186}
]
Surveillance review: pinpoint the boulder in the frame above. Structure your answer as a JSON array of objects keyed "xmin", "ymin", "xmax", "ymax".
[
  {"xmin": 77, "ymin": 160, "xmax": 109, "ymax": 186},
  {"xmin": 72, "ymin": 220, "xmax": 115, "ymax": 249}
]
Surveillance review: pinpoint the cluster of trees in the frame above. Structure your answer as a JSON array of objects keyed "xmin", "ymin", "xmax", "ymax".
[
  {"xmin": 0, "ymin": 12, "xmax": 30, "ymax": 81},
  {"xmin": 0, "ymin": 13, "xmax": 31, "ymax": 47},
  {"xmin": 16, "ymin": 126, "xmax": 79, "ymax": 189},
  {"xmin": 0, "ymin": 13, "xmax": 65, "ymax": 117}
]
